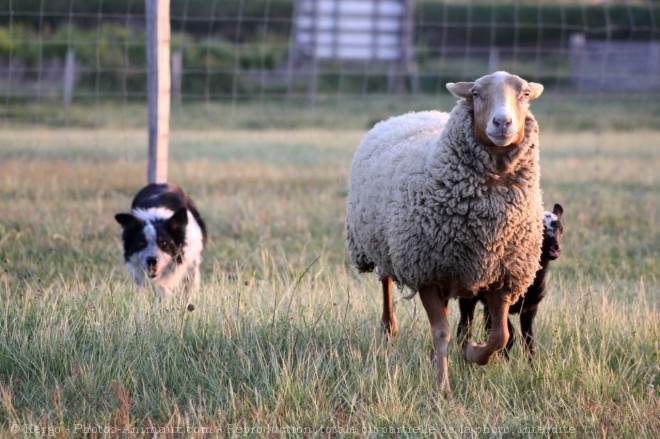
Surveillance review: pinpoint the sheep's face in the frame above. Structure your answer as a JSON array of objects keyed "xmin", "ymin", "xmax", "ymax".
[{"xmin": 447, "ymin": 71, "xmax": 544, "ymax": 147}]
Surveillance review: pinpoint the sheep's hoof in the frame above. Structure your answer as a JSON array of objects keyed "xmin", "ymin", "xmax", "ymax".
[
  {"xmin": 380, "ymin": 316, "xmax": 399, "ymax": 338},
  {"xmin": 433, "ymin": 388, "xmax": 452, "ymax": 400},
  {"xmin": 433, "ymin": 380, "xmax": 452, "ymax": 399},
  {"xmin": 457, "ymin": 333, "xmax": 471, "ymax": 349},
  {"xmin": 463, "ymin": 341, "xmax": 490, "ymax": 366}
]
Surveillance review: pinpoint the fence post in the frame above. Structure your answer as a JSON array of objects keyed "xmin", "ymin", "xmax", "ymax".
[
  {"xmin": 171, "ymin": 50, "xmax": 183, "ymax": 106},
  {"xmin": 402, "ymin": 0, "xmax": 419, "ymax": 94},
  {"xmin": 146, "ymin": 0, "xmax": 171, "ymax": 184},
  {"xmin": 63, "ymin": 49, "xmax": 75, "ymax": 107},
  {"xmin": 488, "ymin": 48, "xmax": 499, "ymax": 73}
]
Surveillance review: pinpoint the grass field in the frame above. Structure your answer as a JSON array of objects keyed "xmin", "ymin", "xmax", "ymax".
[{"xmin": 0, "ymin": 119, "xmax": 658, "ymax": 437}]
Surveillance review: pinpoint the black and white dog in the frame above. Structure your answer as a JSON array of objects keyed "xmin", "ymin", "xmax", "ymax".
[{"xmin": 115, "ymin": 183, "xmax": 207, "ymax": 295}]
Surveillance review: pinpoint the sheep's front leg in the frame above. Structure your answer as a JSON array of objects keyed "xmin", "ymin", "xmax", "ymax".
[
  {"xmin": 483, "ymin": 304, "xmax": 515, "ymax": 359},
  {"xmin": 464, "ymin": 292, "xmax": 511, "ymax": 365},
  {"xmin": 419, "ymin": 286, "xmax": 451, "ymax": 395},
  {"xmin": 380, "ymin": 275, "xmax": 398, "ymax": 337}
]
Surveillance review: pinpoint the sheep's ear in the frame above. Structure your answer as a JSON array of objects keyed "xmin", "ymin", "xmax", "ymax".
[
  {"xmin": 446, "ymin": 82, "xmax": 474, "ymax": 99},
  {"xmin": 528, "ymin": 82, "xmax": 544, "ymax": 100},
  {"xmin": 553, "ymin": 203, "xmax": 564, "ymax": 219}
]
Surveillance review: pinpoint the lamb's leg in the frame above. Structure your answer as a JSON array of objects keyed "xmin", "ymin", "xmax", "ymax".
[
  {"xmin": 419, "ymin": 285, "xmax": 451, "ymax": 395},
  {"xmin": 483, "ymin": 303, "xmax": 491, "ymax": 330},
  {"xmin": 520, "ymin": 307, "xmax": 538, "ymax": 358},
  {"xmin": 380, "ymin": 275, "xmax": 398, "ymax": 337},
  {"xmin": 464, "ymin": 292, "xmax": 511, "ymax": 366},
  {"xmin": 457, "ymin": 297, "xmax": 479, "ymax": 347},
  {"xmin": 504, "ymin": 317, "xmax": 515, "ymax": 357}
]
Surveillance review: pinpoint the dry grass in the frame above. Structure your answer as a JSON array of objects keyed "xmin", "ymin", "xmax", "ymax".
[{"xmin": 0, "ymin": 127, "xmax": 658, "ymax": 437}]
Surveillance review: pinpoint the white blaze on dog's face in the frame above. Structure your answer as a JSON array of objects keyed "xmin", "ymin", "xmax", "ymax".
[
  {"xmin": 446, "ymin": 71, "xmax": 544, "ymax": 147},
  {"xmin": 128, "ymin": 221, "xmax": 173, "ymax": 281}
]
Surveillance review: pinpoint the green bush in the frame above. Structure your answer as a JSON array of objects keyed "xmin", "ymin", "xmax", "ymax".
[
  {"xmin": 0, "ymin": 0, "xmax": 295, "ymax": 43},
  {"xmin": 0, "ymin": 23, "xmax": 286, "ymax": 97},
  {"xmin": 0, "ymin": 2, "xmax": 657, "ymax": 98},
  {"xmin": 416, "ymin": 3, "xmax": 659, "ymax": 51}
]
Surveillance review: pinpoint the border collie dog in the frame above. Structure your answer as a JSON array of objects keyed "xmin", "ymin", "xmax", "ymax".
[{"xmin": 115, "ymin": 183, "xmax": 207, "ymax": 295}]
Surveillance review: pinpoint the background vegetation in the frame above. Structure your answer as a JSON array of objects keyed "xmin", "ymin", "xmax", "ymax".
[
  {"xmin": 2, "ymin": 1, "xmax": 658, "ymax": 43},
  {"xmin": 0, "ymin": 1, "xmax": 658, "ymax": 436},
  {"xmin": 0, "ymin": 1, "xmax": 658, "ymax": 98}
]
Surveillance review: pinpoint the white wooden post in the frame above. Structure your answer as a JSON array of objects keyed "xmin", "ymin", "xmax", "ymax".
[{"xmin": 146, "ymin": 0, "xmax": 171, "ymax": 184}]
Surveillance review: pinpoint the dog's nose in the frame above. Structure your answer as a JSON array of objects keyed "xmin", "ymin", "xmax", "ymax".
[{"xmin": 146, "ymin": 257, "xmax": 157, "ymax": 268}]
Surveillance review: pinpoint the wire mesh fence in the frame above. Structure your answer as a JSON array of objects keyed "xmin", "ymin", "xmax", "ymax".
[{"xmin": 0, "ymin": 0, "xmax": 658, "ymax": 130}]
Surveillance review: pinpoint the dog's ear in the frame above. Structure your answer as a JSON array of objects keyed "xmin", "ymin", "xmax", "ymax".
[
  {"xmin": 553, "ymin": 203, "xmax": 564, "ymax": 220},
  {"xmin": 115, "ymin": 213, "xmax": 142, "ymax": 229},
  {"xmin": 166, "ymin": 207, "xmax": 188, "ymax": 232}
]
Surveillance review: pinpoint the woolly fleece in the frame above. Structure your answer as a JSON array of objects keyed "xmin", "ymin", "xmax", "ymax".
[{"xmin": 346, "ymin": 101, "xmax": 543, "ymax": 301}]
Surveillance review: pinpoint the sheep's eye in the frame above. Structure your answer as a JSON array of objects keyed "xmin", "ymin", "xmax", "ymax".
[
  {"xmin": 523, "ymin": 90, "xmax": 531, "ymax": 97},
  {"xmin": 471, "ymin": 90, "xmax": 479, "ymax": 98}
]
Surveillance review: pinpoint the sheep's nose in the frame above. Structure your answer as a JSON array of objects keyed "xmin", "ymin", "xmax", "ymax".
[
  {"xmin": 146, "ymin": 257, "xmax": 157, "ymax": 268},
  {"xmin": 492, "ymin": 116, "xmax": 512, "ymax": 128}
]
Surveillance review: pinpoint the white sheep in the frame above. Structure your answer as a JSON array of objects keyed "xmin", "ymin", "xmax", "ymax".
[{"xmin": 346, "ymin": 71, "xmax": 545, "ymax": 394}]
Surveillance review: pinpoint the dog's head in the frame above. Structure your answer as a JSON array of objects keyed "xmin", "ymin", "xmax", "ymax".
[{"xmin": 115, "ymin": 207, "xmax": 188, "ymax": 281}]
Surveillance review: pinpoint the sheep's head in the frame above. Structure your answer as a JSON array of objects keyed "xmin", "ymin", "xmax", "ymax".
[{"xmin": 446, "ymin": 71, "xmax": 543, "ymax": 147}]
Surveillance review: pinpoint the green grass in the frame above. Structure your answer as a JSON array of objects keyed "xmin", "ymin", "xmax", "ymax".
[{"xmin": 0, "ymin": 125, "xmax": 658, "ymax": 437}]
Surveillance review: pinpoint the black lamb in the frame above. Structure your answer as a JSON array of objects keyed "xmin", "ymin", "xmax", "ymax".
[{"xmin": 457, "ymin": 203, "xmax": 565, "ymax": 358}]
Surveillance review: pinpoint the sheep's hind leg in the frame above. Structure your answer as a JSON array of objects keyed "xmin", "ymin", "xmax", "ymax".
[
  {"xmin": 380, "ymin": 275, "xmax": 398, "ymax": 337},
  {"xmin": 464, "ymin": 291, "xmax": 511, "ymax": 366},
  {"xmin": 419, "ymin": 285, "xmax": 451, "ymax": 396}
]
